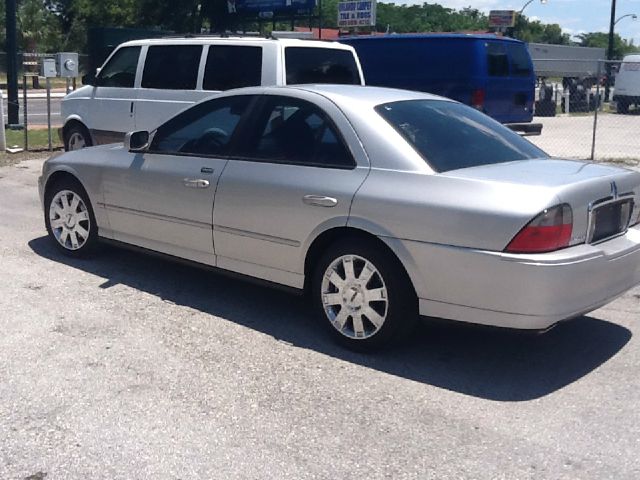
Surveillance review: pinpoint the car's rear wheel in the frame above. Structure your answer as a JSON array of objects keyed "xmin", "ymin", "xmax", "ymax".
[
  {"xmin": 64, "ymin": 124, "xmax": 92, "ymax": 151},
  {"xmin": 312, "ymin": 239, "xmax": 417, "ymax": 351},
  {"xmin": 44, "ymin": 178, "xmax": 98, "ymax": 257}
]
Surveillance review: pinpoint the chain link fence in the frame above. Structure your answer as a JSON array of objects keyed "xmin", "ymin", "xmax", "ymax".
[{"xmin": 527, "ymin": 59, "xmax": 640, "ymax": 164}]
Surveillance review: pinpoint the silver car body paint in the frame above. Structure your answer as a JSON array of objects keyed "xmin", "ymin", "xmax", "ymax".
[{"xmin": 40, "ymin": 85, "xmax": 640, "ymax": 330}]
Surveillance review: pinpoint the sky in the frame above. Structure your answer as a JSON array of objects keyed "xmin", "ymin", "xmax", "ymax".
[{"xmin": 390, "ymin": 0, "xmax": 640, "ymax": 45}]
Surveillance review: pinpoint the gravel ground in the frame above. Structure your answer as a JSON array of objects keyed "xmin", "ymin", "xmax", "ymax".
[{"xmin": 1, "ymin": 158, "xmax": 639, "ymax": 480}]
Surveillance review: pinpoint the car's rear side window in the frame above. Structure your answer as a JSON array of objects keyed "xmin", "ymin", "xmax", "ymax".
[
  {"xmin": 142, "ymin": 45, "xmax": 202, "ymax": 90},
  {"xmin": 203, "ymin": 45, "xmax": 262, "ymax": 91},
  {"xmin": 376, "ymin": 100, "xmax": 547, "ymax": 172},
  {"xmin": 507, "ymin": 43, "xmax": 533, "ymax": 76},
  {"xmin": 285, "ymin": 47, "xmax": 361, "ymax": 85},
  {"xmin": 238, "ymin": 96, "xmax": 355, "ymax": 168},
  {"xmin": 98, "ymin": 46, "xmax": 141, "ymax": 88},
  {"xmin": 486, "ymin": 42, "xmax": 509, "ymax": 77}
]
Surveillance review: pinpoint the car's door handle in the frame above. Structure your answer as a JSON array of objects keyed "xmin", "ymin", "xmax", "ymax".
[
  {"xmin": 183, "ymin": 178, "xmax": 210, "ymax": 189},
  {"xmin": 303, "ymin": 195, "xmax": 338, "ymax": 207}
]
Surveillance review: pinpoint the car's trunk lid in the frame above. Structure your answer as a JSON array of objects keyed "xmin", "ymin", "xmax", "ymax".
[{"xmin": 442, "ymin": 158, "xmax": 640, "ymax": 247}]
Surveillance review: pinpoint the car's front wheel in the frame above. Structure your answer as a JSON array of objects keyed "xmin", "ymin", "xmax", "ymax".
[
  {"xmin": 45, "ymin": 178, "xmax": 98, "ymax": 257},
  {"xmin": 312, "ymin": 239, "xmax": 417, "ymax": 351}
]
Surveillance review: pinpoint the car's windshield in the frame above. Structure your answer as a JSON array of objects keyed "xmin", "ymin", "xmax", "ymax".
[{"xmin": 375, "ymin": 100, "xmax": 547, "ymax": 172}]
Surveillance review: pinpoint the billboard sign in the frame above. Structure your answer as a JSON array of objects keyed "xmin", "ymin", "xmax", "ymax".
[
  {"xmin": 488, "ymin": 10, "xmax": 517, "ymax": 28},
  {"xmin": 230, "ymin": 0, "xmax": 316, "ymax": 15},
  {"xmin": 337, "ymin": 1, "xmax": 377, "ymax": 28}
]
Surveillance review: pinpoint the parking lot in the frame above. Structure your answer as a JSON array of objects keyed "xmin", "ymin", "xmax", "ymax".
[
  {"xmin": 529, "ymin": 112, "xmax": 640, "ymax": 162},
  {"xmin": 1, "ymin": 157, "xmax": 639, "ymax": 479}
]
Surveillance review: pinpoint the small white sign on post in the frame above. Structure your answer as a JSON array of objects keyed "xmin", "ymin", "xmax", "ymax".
[{"xmin": 337, "ymin": 0, "xmax": 377, "ymax": 28}]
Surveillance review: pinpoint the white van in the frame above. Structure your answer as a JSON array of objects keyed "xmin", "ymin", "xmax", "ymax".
[
  {"xmin": 613, "ymin": 54, "xmax": 640, "ymax": 114},
  {"xmin": 60, "ymin": 36, "xmax": 365, "ymax": 150}
]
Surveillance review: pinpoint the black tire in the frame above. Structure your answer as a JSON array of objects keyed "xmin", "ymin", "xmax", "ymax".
[
  {"xmin": 311, "ymin": 238, "xmax": 417, "ymax": 351},
  {"xmin": 617, "ymin": 100, "xmax": 629, "ymax": 114},
  {"xmin": 64, "ymin": 123, "xmax": 92, "ymax": 151},
  {"xmin": 44, "ymin": 177, "xmax": 99, "ymax": 257}
]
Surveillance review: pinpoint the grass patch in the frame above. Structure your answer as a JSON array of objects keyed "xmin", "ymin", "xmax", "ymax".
[{"xmin": 4, "ymin": 128, "xmax": 62, "ymax": 150}]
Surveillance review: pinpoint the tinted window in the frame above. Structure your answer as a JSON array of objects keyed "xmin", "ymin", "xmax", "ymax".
[
  {"xmin": 150, "ymin": 96, "xmax": 253, "ymax": 156},
  {"xmin": 203, "ymin": 45, "xmax": 262, "ymax": 90},
  {"xmin": 98, "ymin": 46, "xmax": 141, "ymax": 88},
  {"xmin": 142, "ymin": 45, "xmax": 202, "ymax": 90},
  {"xmin": 376, "ymin": 100, "xmax": 547, "ymax": 172},
  {"xmin": 285, "ymin": 47, "xmax": 360, "ymax": 85},
  {"xmin": 507, "ymin": 44, "xmax": 533, "ymax": 76},
  {"xmin": 486, "ymin": 42, "xmax": 508, "ymax": 77},
  {"xmin": 242, "ymin": 97, "xmax": 354, "ymax": 168}
]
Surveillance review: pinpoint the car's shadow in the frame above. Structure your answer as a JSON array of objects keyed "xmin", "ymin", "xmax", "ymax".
[{"xmin": 29, "ymin": 236, "xmax": 632, "ymax": 402}]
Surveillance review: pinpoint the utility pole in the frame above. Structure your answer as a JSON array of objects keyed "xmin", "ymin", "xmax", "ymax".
[
  {"xmin": 605, "ymin": 0, "xmax": 617, "ymax": 102},
  {"xmin": 5, "ymin": 0, "xmax": 20, "ymax": 126}
]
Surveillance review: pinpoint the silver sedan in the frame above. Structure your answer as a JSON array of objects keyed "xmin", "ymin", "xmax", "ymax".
[{"xmin": 38, "ymin": 85, "xmax": 640, "ymax": 350}]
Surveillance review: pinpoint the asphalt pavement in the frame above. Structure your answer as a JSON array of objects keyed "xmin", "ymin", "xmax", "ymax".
[
  {"xmin": 2, "ymin": 96, "xmax": 63, "ymax": 127},
  {"xmin": 1, "ymin": 158, "xmax": 639, "ymax": 479}
]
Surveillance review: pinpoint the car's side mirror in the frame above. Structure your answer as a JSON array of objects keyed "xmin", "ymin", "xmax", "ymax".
[{"xmin": 125, "ymin": 130, "xmax": 150, "ymax": 152}]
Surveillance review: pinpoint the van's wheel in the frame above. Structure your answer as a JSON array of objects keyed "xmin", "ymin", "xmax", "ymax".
[
  {"xmin": 616, "ymin": 99, "xmax": 629, "ymax": 114},
  {"xmin": 44, "ymin": 178, "xmax": 99, "ymax": 257},
  {"xmin": 311, "ymin": 238, "xmax": 417, "ymax": 351},
  {"xmin": 64, "ymin": 124, "xmax": 92, "ymax": 151}
]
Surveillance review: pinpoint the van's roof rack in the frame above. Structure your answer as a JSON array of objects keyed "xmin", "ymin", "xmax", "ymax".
[
  {"xmin": 161, "ymin": 32, "xmax": 271, "ymax": 40},
  {"xmin": 159, "ymin": 31, "xmax": 322, "ymax": 41}
]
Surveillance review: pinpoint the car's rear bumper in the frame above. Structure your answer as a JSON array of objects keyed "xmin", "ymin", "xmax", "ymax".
[{"xmin": 393, "ymin": 225, "xmax": 640, "ymax": 330}]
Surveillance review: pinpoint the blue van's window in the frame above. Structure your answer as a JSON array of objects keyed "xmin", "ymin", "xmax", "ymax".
[
  {"xmin": 507, "ymin": 44, "xmax": 532, "ymax": 76},
  {"xmin": 376, "ymin": 100, "xmax": 547, "ymax": 172},
  {"xmin": 486, "ymin": 43, "xmax": 509, "ymax": 77}
]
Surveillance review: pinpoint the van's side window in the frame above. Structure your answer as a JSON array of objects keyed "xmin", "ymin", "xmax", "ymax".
[
  {"xmin": 285, "ymin": 47, "xmax": 360, "ymax": 85},
  {"xmin": 97, "ymin": 46, "xmax": 141, "ymax": 88},
  {"xmin": 486, "ymin": 43, "xmax": 509, "ymax": 77},
  {"xmin": 203, "ymin": 46, "xmax": 262, "ymax": 91},
  {"xmin": 507, "ymin": 44, "xmax": 532, "ymax": 76},
  {"xmin": 142, "ymin": 45, "xmax": 202, "ymax": 90}
]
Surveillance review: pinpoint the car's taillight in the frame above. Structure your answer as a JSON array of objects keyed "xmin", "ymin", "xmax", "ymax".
[
  {"xmin": 506, "ymin": 204, "xmax": 573, "ymax": 253},
  {"xmin": 471, "ymin": 89, "xmax": 485, "ymax": 110}
]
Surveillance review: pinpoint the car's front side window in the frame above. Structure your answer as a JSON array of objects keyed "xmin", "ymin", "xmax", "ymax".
[
  {"xmin": 97, "ymin": 46, "xmax": 141, "ymax": 88},
  {"xmin": 149, "ymin": 96, "xmax": 254, "ymax": 156},
  {"xmin": 239, "ymin": 96, "xmax": 354, "ymax": 168}
]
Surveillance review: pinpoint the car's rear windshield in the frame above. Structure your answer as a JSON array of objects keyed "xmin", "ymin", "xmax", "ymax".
[
  {"xmin": 375, "ymin": 100, "xmax": 547, "ymax": 172},
  {"xmin": 285, "ymin": 47, "xmax": 361, "ymax": 85}
]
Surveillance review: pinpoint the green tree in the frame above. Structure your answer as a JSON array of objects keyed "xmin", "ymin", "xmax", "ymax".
[{"xmin": 18, "ymin": 0, "xmax": 63, "ymax": 52}]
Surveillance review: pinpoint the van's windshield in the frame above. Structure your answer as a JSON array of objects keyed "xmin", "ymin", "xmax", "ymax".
[
  {"xmin": 376, "ymin": 100, "xmax": 547, "ymax": 172},
  {"xmin": 285, "ymin": 47, "xmax": 361, "ymax": 85}
]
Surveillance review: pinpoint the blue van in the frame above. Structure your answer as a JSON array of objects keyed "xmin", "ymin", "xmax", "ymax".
[{"xmin": 340, "ymin": 34, "xmax": 536, "ymax": 124}]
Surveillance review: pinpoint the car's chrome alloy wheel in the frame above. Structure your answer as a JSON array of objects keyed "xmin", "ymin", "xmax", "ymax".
[
  {"xmin": 321, "ymin": 254, "xmax": 389, "ymax": 340},
  {"xmin": 49, "ymin": 190, "xmax": 91, "ymax": 251},
  {"xmin": 68, "ymin": 132, "xmax": 86, "ymax": 151}
]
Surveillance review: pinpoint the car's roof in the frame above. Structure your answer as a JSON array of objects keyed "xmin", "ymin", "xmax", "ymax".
[
  {"xmin": 119, "ymin": 37, "xmax": 354, "ymax": 49},
  {"xmin": 266, "ymin": 84, "xmax": 449, "ymax": 107}
]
